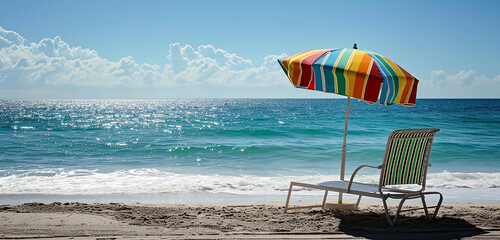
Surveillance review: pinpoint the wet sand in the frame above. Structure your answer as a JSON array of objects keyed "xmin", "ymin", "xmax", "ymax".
[{"xmin": 0, "ymin": 202, "xmax": 498, "ymax": 239}]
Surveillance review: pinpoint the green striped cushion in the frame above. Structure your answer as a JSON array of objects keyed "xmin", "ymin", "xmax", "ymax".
[{"xmin": 381, "ymin": 131, "xmax": 435, "ymax": 186}]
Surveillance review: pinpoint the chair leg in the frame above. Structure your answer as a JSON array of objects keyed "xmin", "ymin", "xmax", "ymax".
[
  {"xmin": 355, "ymin": 195, "xmax": 362, "ymax": 209},
  {"xmin": 382, "ymin": 192, "xmax": 444, "ymax": 226},
  {"xmin": 421, "ymin": 192, "xmax": 443, "ymax": 219},
  {"xmin": 382, "ymin": 197, "xmax": 396, "ymax": 226},
  {"xmin": 420, "ymin": 194, "xmax": 430, "ymax": 218},
  {"xmin": 321, "ymin": 190, "xmax": 329, "ymax": 209},
  {"xmin": 433, "ymin": 192, "xmax": 443, "ymax": 219},
  {"xmin": 382, "ymin": 194, "xmax": 414, "ymax": 226},
  {"xmin": 284, "ymin": 182, "xmax": 294, "ymax": 213}
]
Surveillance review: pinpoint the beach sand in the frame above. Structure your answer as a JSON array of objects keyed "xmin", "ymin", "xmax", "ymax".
[{"xmin": 0, "ymin": 201, "xmax": 498, "ymax": 239}]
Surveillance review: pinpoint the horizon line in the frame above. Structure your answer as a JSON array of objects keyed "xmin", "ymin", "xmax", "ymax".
[{"xmin": 1, "ymin": 97, "xmax": 499, "ymax": 100}]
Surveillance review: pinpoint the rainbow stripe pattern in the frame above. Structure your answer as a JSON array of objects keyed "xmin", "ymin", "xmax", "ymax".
[{"xmin": 278, "ymin": 49, "xmax": 419, "ymax": 106}]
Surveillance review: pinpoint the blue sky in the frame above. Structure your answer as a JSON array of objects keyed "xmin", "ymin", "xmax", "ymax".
[{"xmin": 0, "ymin": 0, "xmax": 499, "ymax": 98}]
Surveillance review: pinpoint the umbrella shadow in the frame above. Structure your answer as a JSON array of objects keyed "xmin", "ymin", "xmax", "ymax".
[{"xmin": 333, "ymin": 210, "xmax": 487, "ymax": 240}]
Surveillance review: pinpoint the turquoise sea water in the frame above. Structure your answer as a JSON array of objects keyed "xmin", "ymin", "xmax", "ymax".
[{"xmin": 0, "ymin": 99, "xmax": 499, "ymax": 203}]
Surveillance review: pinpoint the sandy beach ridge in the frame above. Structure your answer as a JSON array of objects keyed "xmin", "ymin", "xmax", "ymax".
[{"xmin": 0, "ymin": 201, "xmax": 498, "ymax": 239}]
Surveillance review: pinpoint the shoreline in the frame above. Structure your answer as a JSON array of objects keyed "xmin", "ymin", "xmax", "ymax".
[
  {"xmin": 1, "ymin": 187, "xmax": 499, "ymax": 206},
  {"xmin": 1, "ymin": 201, "xmax": 498, "ymax": 239}
]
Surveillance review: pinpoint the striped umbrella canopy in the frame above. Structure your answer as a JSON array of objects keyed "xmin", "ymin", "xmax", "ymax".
[
  {"xmin": 277, "ymin": 46, "xmax": 420, "ymax": 207},
  {"xmin": 277, "ymin": 48, "xmax": 418, "ymax": 106}
]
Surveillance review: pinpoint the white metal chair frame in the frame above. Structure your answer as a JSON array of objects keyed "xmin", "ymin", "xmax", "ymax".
[{"xmin": 284, "ymin": 129, "xmax": 443, "ymax": 226}]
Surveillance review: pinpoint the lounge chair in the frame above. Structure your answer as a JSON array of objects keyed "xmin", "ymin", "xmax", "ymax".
[{"xmin": 284, "ymin": 128, "xmax": 442, "ymax": 226}]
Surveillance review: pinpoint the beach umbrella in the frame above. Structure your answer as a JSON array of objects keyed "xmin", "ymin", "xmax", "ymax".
[{"xmin": 277, "ymin": 44, "xmax": 419, "ymax": 206}]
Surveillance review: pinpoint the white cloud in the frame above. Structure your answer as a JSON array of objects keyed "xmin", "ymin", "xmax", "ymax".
[
  {"xmin": 494, "ymin": 75, "xmax": 500, "ymax": 84},
  {"xmin": 162, "ymin": 43, "xmax": 286, "ymax": 86},
  {"xmin": 430, "ymin": 70, "xmax": 477, "ymax": 87},
  {"xmin": 421, "ymin": 70, "xmax": 500, "ymax": 98},
  {"xmin": 0, "ymin": 27, "xmax": 287, "ymax": 90},
  {"xmin": 0, "ymin": 27, "xmax": 27, "ymax": 48},
  {"xmin": 430, "ymin": 69, "xmax": 500, "ymax": 87}
]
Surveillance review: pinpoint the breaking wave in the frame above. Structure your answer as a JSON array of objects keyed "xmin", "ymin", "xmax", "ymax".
[{"xmin": 0, "ymin": 169, "xmax": 498, "ymax": 195}]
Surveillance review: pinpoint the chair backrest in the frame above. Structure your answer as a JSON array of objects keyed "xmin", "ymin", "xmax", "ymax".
[{"xmin": 379, "ymin": 128, "xmax": 440, "ymax": 191}]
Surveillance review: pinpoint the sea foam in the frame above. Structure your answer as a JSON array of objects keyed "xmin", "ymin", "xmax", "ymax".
[{"xmin": 0, "ymin": 169, "xmax": 498, "ymax": 195}]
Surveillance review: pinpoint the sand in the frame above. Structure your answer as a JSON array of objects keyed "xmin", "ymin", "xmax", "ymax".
[{"xmin": 0, "ymin": 201, "xmax": 499, "ymax": 239}]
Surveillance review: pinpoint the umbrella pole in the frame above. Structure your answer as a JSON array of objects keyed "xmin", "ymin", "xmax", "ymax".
[
  {"xmin": 324, "ymin": 96, "xmax": 357, "ymax": 210},
  {"xmin": 338, "ymin": 96, "xmax": 350, "ymax": 204}
]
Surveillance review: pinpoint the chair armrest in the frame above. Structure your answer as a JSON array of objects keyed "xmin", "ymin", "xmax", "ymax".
[{"xmin": 347, "ymin": 165, "xmax": 382, "ymax": 192}]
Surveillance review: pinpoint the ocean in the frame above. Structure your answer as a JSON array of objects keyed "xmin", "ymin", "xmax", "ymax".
[{"xmin": 0, "ymin": 99, "xmax": 499, "ymax": 204}]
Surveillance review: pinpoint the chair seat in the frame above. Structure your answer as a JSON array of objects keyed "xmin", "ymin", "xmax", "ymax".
[{"xmin": 318, "ymin": 180, "xmax": 382, "ymax": 198}]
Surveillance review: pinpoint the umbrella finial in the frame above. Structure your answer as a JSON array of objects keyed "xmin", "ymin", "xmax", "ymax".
[{"xmin": 353, "ymin": 43, "xmax": 358, "ymax": 49}]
